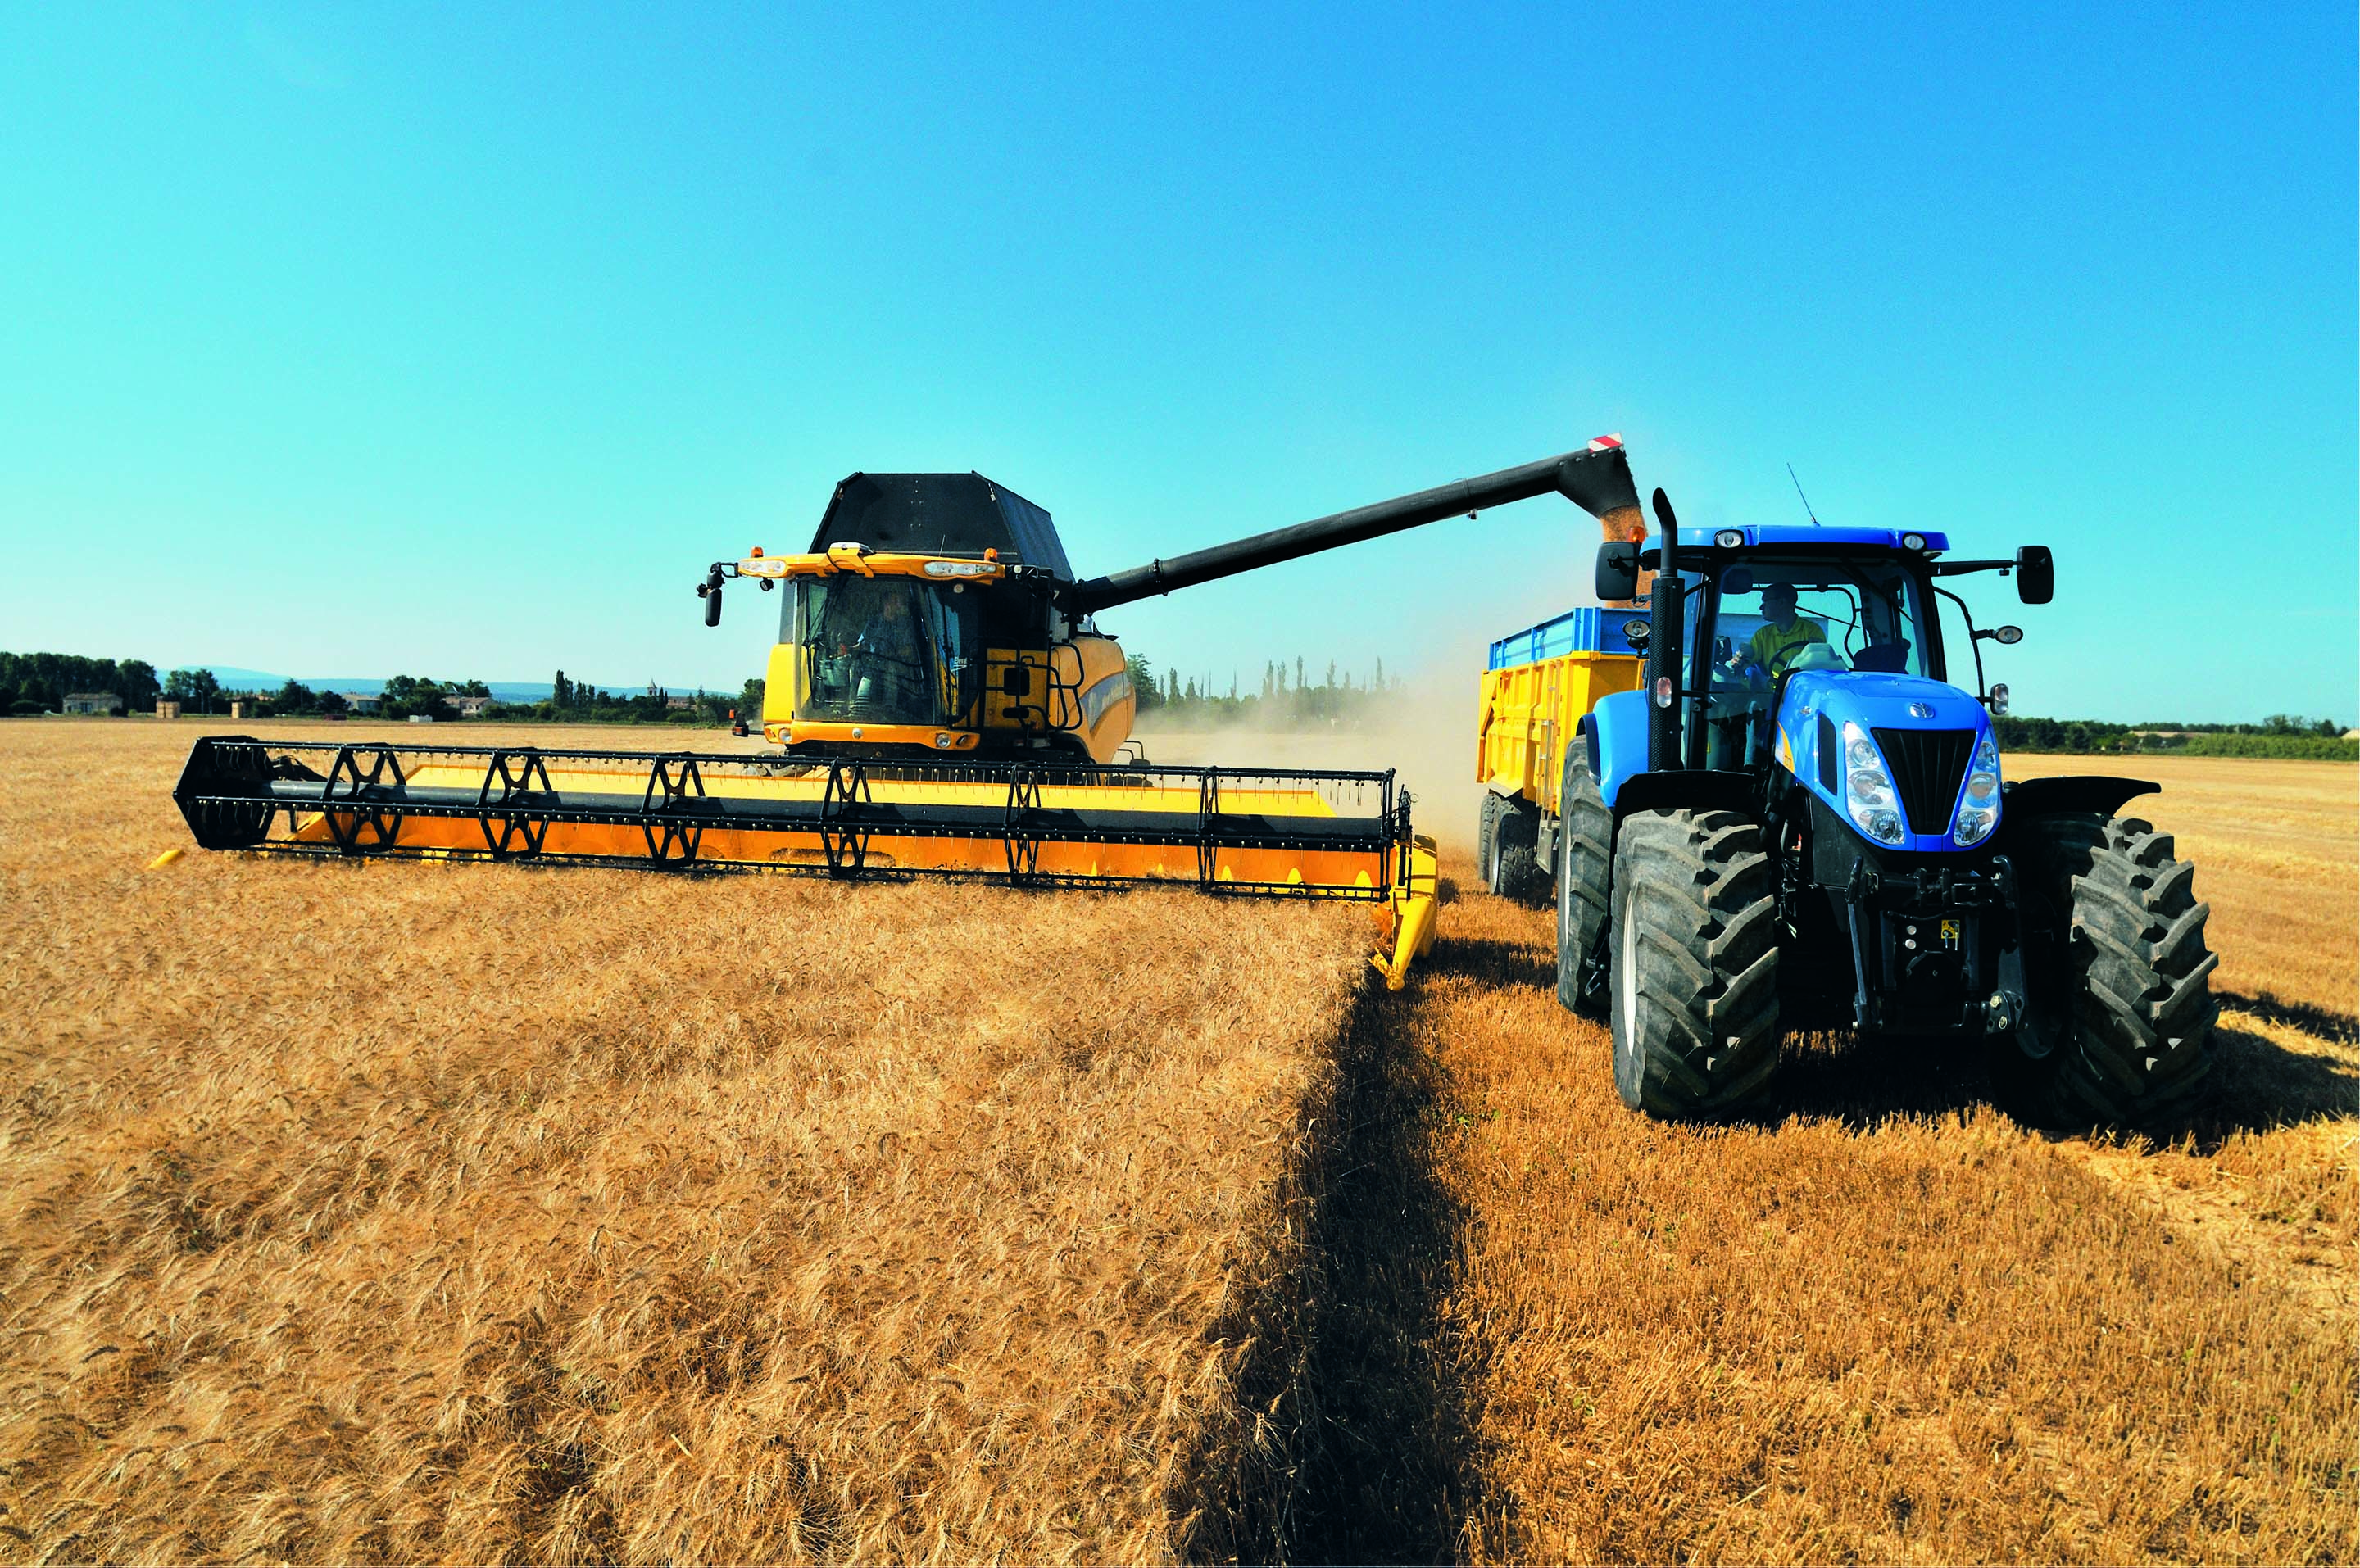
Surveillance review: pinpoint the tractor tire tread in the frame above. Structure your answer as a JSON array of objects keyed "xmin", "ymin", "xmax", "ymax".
[
  {"xmin": 1995, "ymin": 813, "xmax": 2217, "ymax": 1130},
  {"xmin": 1610, "ymin": 807, "xmax": 1782, "ymax": 1118}
]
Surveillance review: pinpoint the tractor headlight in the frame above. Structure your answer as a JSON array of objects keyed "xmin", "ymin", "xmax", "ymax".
[
  {"xmin": 1841, "ymin": 721, "xmax": 1906, "ymax": 845},
  {"xmin": 1953, "ymin": 734, "xmax": 2002, "ymax": 845}
]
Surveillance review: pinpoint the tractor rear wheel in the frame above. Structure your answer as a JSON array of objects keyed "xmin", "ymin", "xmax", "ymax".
[
  {"xmin": 1554, "ymin": 753, "xmax": 1612, "ymax": 1017},
  {"xmin": 1993, "ymin": 813, "xmax": 2217, "ymax": 1131},
  {"xmin": 1607, "ymin": 807, "xmax": 1782, "ymax": 1117},
  {"xmin": 1483, "ymin": 792, "xmax": 1544, "ymax": 903}
]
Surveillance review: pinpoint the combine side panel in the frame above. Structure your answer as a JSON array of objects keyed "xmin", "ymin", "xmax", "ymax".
[{"xmin": 1476, "ymin": 610, "xmax": 1644, "ymax": 817}]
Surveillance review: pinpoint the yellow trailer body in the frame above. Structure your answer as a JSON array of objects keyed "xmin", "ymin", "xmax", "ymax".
[
  {"xmin": 1471, "ymin": 608, "xmax": 1643, "ymax": 898},
  {"xmin": 1475, "ymin": 610, "xmax": 1645, "ymax": 817}
]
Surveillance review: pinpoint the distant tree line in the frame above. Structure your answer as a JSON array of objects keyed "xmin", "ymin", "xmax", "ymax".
[
  {"xmin": 0, "ymin": 651, "xmax": 160, "ymax": 715},
  {"xmin": 1996, "ymin": 713, "xmax": 2354, "ymax": 760},
  {"xmin": 0, "ymin": 652, "xmax": 766, "ymax": 728},
  {"xmin": 1125, "ymin": 652, "xmax": 1405, "ymax": 731}
]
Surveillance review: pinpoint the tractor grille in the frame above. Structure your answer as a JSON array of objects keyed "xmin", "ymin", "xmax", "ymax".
[{"xmin": 1871, "ymin": 727, "xmax": 1975, "ymax": 838}]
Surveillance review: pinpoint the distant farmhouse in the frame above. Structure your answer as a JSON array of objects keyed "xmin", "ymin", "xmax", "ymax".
[
  {"xmin": 61, "ymin": 691, "xmax": 121, "ymax": 715},
  {"xmin": 441, "ymin": 694, "xmax": 493, "ymax": 717},
  {"xmin": 341, "ymin": 692, "xmax": 380, "ymax": 714}
]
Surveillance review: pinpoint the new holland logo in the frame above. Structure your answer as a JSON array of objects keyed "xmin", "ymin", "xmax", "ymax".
[{"xmin": 1908, "ymin": 701, "xmax": 1936, "ymax": 718}]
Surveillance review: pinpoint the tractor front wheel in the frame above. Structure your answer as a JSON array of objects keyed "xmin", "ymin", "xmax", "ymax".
[
  {"xmin": 1607, "ymin": 807, "xmax": 1783, "ymax": 1117},
  {"xmin": 1554, "ymin": 753, "xmax": 1612, "ymax": 1017},
  {"xmin": 1992, "ymin": 813, "xmax": 2217, "ymax": 1131}
]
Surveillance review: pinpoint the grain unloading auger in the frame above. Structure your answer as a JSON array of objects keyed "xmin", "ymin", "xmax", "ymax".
[{"xmin": 175, "ymin": 439, "xmax": 1645, "ymax": 986}]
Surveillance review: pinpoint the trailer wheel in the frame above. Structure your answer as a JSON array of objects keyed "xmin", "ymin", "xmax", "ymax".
[
  {"xmin": 1554, "ymin": 753, "xmax": 1612, "ymax": 1017},
  {"xmin": 1476, "ymin": 792, "xmax": 1501, "ymax": 886},
  {"xmin": 1607, "ymin": 808, "xmax": 1782, "ymax": 1117},
  {"xmin": 1993, "ymin": 813, "xmax": 2217, "ymax": 1131},
  {"xmin": 1483, "ymin": 792, "xmax": 1544, "ymax": 903}
]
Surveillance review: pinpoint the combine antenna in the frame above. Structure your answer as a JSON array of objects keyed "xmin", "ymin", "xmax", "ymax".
[{"xmin": 1786, "ymin": 463, "xmax": 1821, "ymax": 526}]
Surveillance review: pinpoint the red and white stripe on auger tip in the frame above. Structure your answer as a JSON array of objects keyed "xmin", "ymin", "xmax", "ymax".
[{"xmin": 1587, "ymin": 433, "xmax": 1623, "ymax": 451}]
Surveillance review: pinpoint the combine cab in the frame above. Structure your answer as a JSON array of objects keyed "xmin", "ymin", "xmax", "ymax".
[{"xmin": 176, "ymin": 440, "xmax": 1645, "ymax": 988}]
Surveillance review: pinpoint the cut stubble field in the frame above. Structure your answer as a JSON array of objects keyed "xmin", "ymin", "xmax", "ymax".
[
  {"xmin": 2, "ymin": 719, "xmax": 2353, "ymax": 1563},
  {"xmin": 0, "ymin": 722, "xmax": 1370, "ymax": 1561}
]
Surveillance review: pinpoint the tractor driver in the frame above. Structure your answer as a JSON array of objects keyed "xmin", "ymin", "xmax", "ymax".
[{"xmin": 1742, "ymin": 582, "xmax": 1828, "ymax": 682}]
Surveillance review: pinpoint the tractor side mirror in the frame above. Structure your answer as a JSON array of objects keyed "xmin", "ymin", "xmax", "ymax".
[
  {"xmin": 2014, "ymin": 546, "xmax": 2054, "ymax": 605},
  {"xmin": 1621, "ymin": 617, "xmax": 1650, "ymax": 650},
  {"xmin": 1595, "ymin": 541, "xmax": 1640, "ymax": 600},
  {"xmin": 1991, "ymin": 624, "xmax": 2023, "ymax": 645},
  {"xmin": 699, "ymin": 565, "xmax": 725, "ymax": 627},
  {"xmin": 1001, "ymin": 664, "xmax": 1032, "ymax": 696}
]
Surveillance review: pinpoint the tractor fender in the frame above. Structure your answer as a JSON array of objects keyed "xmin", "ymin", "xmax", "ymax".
[
  {"xmin": 1998, "ymin": 773, "xmax": 2158, "ymax": 825},
  {"xmin": 1611, "ymin": 768, "xmax": 1759, "ymax": 826},
  {"xmin": 1583, "ymin": 690, "xmax": 1654, "ymax": 809}
]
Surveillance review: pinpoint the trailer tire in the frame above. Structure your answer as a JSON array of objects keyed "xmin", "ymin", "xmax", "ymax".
[
  {"xmin": 1607, "ymin": 807, "xmax": 1782, "ymax": 1117},
  {"xmin": 1476, "ymin": 791, "xmax": 1500, "ymax": 886},
  {"xmin": 1992, "ymin": 813, "xmax": 2217, "ymax": 1131},
  {"xmin": 1484, "ymin": 792, "xmax": 1544, "ymax": 903},
  {"xmin": 1554, "ymin": 753, "xmax": 1612, "ymax": 1017}
]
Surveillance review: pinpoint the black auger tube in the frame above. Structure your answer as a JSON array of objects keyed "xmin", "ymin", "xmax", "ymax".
[{"xmin": 1064, "ymin": 444, "xmax": 1639, "ymax": 614}]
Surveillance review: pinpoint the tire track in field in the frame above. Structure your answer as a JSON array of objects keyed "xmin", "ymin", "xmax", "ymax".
[{"xmin": 1271, "ymin": 863, "xmax": 2353, "ymax": 1564}]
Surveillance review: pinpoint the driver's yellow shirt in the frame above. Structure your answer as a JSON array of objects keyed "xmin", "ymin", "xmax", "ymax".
[{"xmin": 1747, "ymin": 617, "xmax": 1827, "ymax": 672}]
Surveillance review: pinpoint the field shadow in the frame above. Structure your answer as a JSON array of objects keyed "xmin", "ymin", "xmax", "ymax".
[
  {"xmin": 1754, "ymin": 1030, "xmax": 1991, "ymax": 1129},
  {"xmin": 2217, "ymin": 989, "xmax": 2358, "ymax": 1045},
  {"xmin": 2193, "ymin": 1017, "xmax": 2356, "ymax": 1141},
  {"xmin": 1422, "ymin": 936, "xmax": 1555, "ymax": 993},
  {"xmin": 1178, "ymin": 981, "xmax": 1483, "ymax": 1564},
  {"xmin": 1750, "ymin": 1012, "xmax": 2354, "ymax": 1149}
]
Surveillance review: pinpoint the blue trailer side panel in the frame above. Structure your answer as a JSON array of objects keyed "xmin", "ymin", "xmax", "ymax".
[{"xmin": 1489, "ymin": 607, "xmax": 1645, "ymax": 671}]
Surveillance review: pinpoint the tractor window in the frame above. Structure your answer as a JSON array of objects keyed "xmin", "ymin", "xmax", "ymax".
[
  {"xmin": 1709, "ymin": 559, "xmax": 1931, "ymax": 682},
  {"xmin": 790, "ymin": 576, "xmax": 953, "ymax": 727},
  {"xmin": 1692, "ymin": 555, "xmax": 1935, "ymax": 770}
]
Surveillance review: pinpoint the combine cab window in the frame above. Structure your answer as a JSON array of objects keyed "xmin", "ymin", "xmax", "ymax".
[{"xmin": 789, "ymin": 578, "xmax": 982, "ymax": 727}]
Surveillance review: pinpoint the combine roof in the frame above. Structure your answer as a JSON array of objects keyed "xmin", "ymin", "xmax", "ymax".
[{"xmin": 810, "ymin": 473, "xmax": 1074, "ymax": 579}]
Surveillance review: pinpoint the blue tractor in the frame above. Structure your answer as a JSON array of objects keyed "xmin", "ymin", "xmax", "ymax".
[{"xmin": 1557, "ymin": 490, "xmax": 2216, "ymax": 1128}]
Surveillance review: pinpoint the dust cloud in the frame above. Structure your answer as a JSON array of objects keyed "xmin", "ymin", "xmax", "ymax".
[{"xmin": 1137, "ymin": 668, "xmax": 1490, "ymax": 855}]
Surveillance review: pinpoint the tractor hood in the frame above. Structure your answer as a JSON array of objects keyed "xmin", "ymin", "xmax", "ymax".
[{"xmin": 1777, "ymin": 671, "xmax": 1999, "ymax": 854}]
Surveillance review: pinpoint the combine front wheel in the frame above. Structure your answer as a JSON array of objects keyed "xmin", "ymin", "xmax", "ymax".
[
  {"xmin": 1607, "ymin": 808, "xmax": 1782, "ymax": 1117},
  {"xmin": 1993, "ymin": 813, "xmax": 2217, "ymax": 1131}
]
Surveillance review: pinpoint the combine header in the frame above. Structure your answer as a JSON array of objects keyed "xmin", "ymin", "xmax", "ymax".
[{"xmin": 175, "ymin": 438, "xmax": 1644, "ymax": 987}]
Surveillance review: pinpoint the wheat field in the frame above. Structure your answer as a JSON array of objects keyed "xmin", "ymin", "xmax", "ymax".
[
  {"xmin": 0, "ymin": 720, "xmax": 1369, "ymax": 1561},
  {"xmin": 4, "ymin": 719, "xmax": 2353, "ymax": 1564},
  {"xmin": 1146, "ymin": 730, "xmax": 2358, "ymax": 1564}
]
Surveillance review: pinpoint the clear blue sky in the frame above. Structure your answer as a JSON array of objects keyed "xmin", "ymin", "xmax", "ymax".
[{"xmin": 2, "ymin": 2, "xmax": 2352, "ymax": 722}]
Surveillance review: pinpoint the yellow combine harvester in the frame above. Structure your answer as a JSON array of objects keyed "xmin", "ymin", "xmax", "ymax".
[{"xmin": 175, "ymin": 441, "xmax": 1642, "ymax": 986}]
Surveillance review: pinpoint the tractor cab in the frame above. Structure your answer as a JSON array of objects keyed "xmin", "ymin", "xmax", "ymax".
[
  {"xmin": 1674, "ymin": 537, "xmax": 1948, "ymax": 773},
  {"xmin": 1614, "ymin": 527, "xmax": 1958, "ymax": 777}
]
